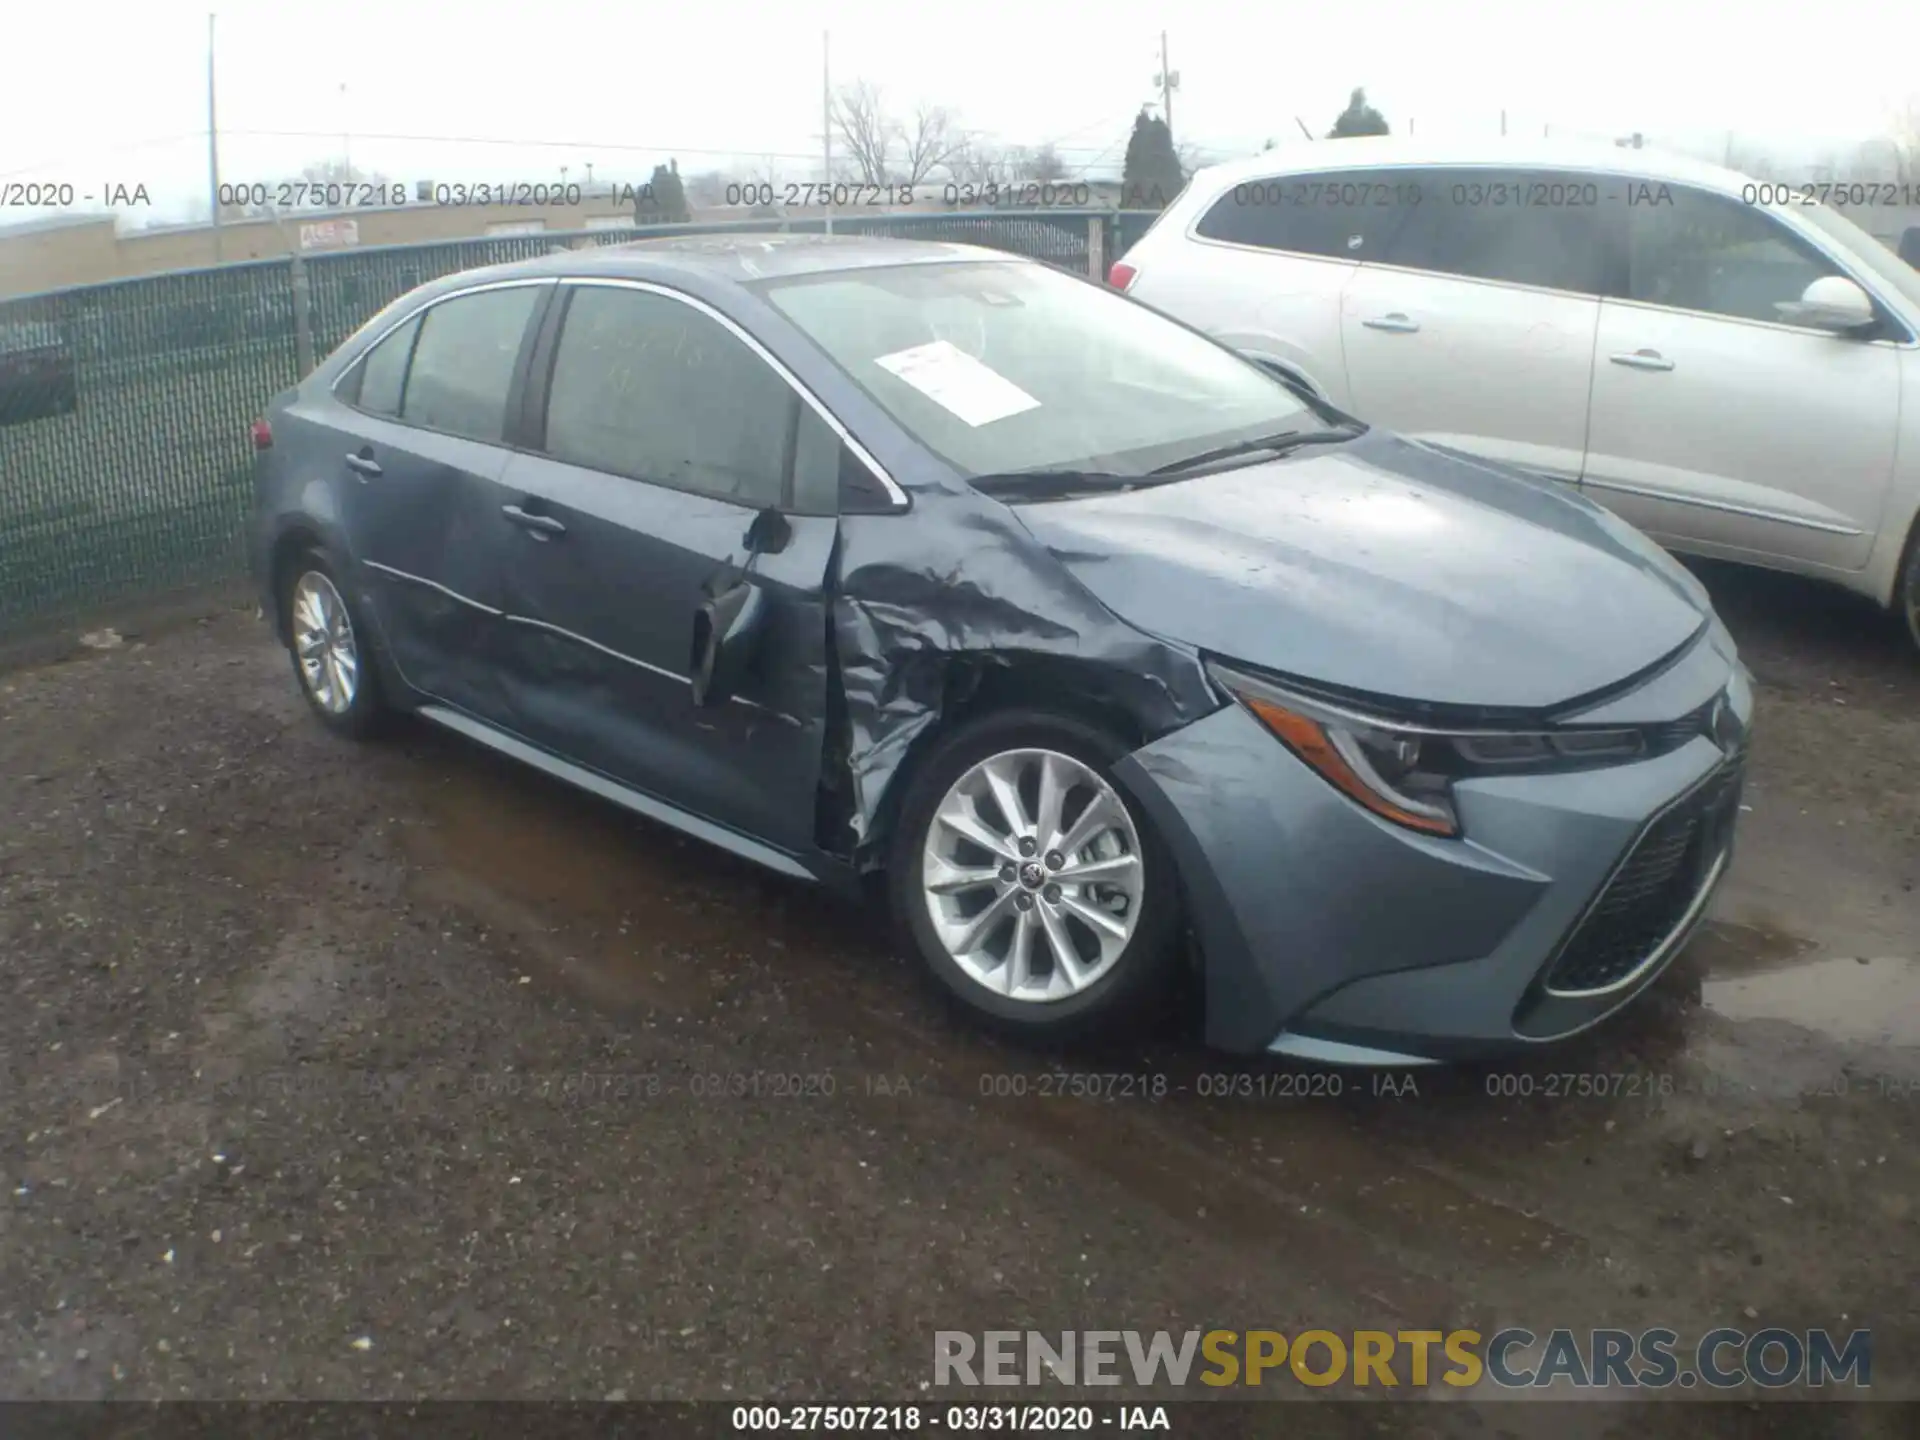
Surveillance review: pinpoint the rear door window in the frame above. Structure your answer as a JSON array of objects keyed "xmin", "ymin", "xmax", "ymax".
[
  {"xmin": 1193, "ymin": 169, "xmax": 1422, "ymax": 262},
  {"xmin": 400, "ymin": 286, "xmax": 543, "ymax": 442},
  {"xmin": 1378, "ymin": 168, "xmax": 1620, "ymax": 295}
]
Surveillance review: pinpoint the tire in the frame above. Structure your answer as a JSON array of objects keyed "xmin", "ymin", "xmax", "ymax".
[
  {"xmin": 1900, "ymin": 522, "xmax": 1920, "ymax": 657},
  {"xmin": 888, "ymin": 709, "xmax": 1182, "ymax": 1045},
  {"xmin": 281, "ymin": 548, "xmax": 389, "ymax": 739}
]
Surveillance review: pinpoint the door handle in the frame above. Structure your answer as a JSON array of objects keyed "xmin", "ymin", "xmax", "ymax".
[
  {"xmin": 1362, "ymin": 313, "xmax": 1420, "ymax": 333},
  {"xmin": 1609, "ymin": 349, "xmax": 1675, "ymax": 372},
  {"xmin": 344, "ymin": 452, "xmax": 382, "ymax": 477},
  {"xmin": 501, "ymin": 503, "xmax": 566, "ymax": 538}
]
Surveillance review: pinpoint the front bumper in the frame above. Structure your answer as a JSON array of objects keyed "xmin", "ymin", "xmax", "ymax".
[{"xmin": 1113, "ymin": 659, "xmax": 1753, "ymax": 1061}]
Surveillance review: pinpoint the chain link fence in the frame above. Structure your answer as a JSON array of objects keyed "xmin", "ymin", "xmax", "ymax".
[{"xmin": 0, "ymin": 210, "xmax": 1162, "ymax": 639}]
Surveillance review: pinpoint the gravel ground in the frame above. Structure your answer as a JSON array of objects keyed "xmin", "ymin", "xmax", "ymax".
[{"xmin": 2, "ymin": 559, "xmax": 1917, "ymax": 1434}]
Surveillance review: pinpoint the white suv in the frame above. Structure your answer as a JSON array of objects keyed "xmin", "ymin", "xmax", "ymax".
[{"xmin": 1116, "ymin": 137, "xmax": 1920, "ymax": 653}]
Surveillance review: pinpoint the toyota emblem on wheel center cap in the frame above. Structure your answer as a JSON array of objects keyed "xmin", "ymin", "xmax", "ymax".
[{"xmin": 1019, "ymin": 861, "xmax": 1045, "ymax": 888}]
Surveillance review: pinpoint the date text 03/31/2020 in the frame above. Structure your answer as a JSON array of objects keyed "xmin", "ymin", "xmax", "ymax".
[{"xmin": 729, "ymin": 1405, "xmax": 1173, "ymax": 1432}]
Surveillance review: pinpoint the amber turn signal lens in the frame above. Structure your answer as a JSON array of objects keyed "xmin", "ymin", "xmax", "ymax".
[{"xmin": 1240, "ymin": 694, "xmax": 1458, "ymax": 837}]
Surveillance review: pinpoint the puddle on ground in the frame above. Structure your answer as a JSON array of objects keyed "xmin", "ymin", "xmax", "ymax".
[
  {"xmin": 1687, "ymin": 919, "xmax": 1817, "ymax": 976},
  {"xmin": 1702, "ymin": 953, "xmax": 1920, "ymax": 1047},
  {"xmin": 390, "ymin": 728, "xmax": 895, "ymax": 1017},
  {"xmin": 1687, "ymin": 919, "xmax": 1920, "ymax": 1047}
]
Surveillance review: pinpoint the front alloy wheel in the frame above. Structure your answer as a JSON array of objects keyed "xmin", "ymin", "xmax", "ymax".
[
  {"xmin": 893, "ymin": 713, "xmax": 1181, "ymax": 1042},
  {"xmin": 922, "ymin": 748, "xmax": 1146, "ymax": 1002}
]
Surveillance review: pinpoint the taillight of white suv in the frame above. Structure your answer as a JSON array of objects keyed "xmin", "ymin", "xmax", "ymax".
[{"xmin": 1107, "ymin": 261, "xmax": 1138, "ymax": 292}]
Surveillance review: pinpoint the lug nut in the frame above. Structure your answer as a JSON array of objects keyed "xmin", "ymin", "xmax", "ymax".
[
  {"xmin": 1015, "ymin": 893, "xmax": 1034, "ymax": 911},
  {"xmin": 1018, "ymin": 837, "xmax": 1037, "ymax": 857},
  {"xmin": 1043, "ymin": 883, "xmax": 1062, "ymax": 903},
  {"xmin": 999, "ymin": 864, "xmax": 1017, "ymax": 884},
  {"xmin": 1044, "ymin": 851, "xmax": 1064, "ymax": 870}
]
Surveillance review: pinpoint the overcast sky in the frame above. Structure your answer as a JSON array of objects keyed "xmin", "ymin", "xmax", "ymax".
[{"xmin": 4, "ymin": 0, "xmax": 1915, "ymax": 226}]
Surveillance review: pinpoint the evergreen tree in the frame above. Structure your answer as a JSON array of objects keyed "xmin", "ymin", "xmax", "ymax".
[
  {"xmin": 635, "ymin": 160, "xmax": 691, "ymax": 223},
  {"xmin": 1120, "ymin": 109, "xmax": 1183, "ymax": 209},
  {"xmin": 1328, "ymin": 88, "xmax": 1390, "ymax": 139}
]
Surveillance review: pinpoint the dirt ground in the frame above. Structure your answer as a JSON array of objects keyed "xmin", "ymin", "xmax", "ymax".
[{"xmin": 2, "ymin": 559, "xmax": 1917, "ymax": 1434}]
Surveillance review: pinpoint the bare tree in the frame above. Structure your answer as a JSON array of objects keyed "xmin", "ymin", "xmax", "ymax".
[
  {"xmin": 681, "ymin": 170, "xmax": 731, "ymax": 207},
  {"xmin": 1889, "ymin": 95, "xmax": 1920, "ymax": 183},
  {"xmin": 1723, "ymin": 138, "xmax": 1781, "ymax": 183},
  {"xmin": 1020, "ymin": 143, "xmax": 1070, "ymax": 183},
  {"xmin": 898, "ymin": 102, "xmax": 963, "ymax": 186},
  {"xmin": 833, "ymin": 81, "xmax": 895, "ymax": 185},
  {"xmin": 833, "ymin": 81, "xmax": 964, "ymax": 185},
  {"xmin": 949, "ymin": 140, "xmax": 1012, "ymax": 188}
]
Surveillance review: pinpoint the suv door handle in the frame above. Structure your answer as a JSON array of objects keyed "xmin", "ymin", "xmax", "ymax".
[
  {"xmin": 501, "ymin": 504, "xmax": 566, "ymax": 538},
  {"xmin": 1609, "ymin": 349, "xmax": 1675, "ymax": 372},
  {"xmin": 1362, "ymin": 313, "xmax": 1420, "ymax": 333},
  {"xmin": 344, "ymin": 452, "xmax": 382, "ymax": 477}
]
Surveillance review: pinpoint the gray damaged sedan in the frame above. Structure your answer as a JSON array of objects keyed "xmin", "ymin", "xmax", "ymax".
[{"xmin": 250, "ymin": 235, "xmax": 1751, "ymax": 1064}]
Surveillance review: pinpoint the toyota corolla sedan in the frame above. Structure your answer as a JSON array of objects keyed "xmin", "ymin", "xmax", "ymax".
[{"xmin": 250, "ymin": 234, "xmax": 1752, "ymax": 1065}]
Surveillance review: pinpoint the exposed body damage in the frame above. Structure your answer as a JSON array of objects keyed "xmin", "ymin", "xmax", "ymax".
[{"xmin": 825, "ymin": 489, "xmax": 1220, "ymax": 868}]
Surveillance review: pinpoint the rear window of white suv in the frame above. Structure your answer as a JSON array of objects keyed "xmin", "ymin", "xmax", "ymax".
[{"xmin": 1193, "ymin": 169, "xmax": 1419, "ymax": 260}]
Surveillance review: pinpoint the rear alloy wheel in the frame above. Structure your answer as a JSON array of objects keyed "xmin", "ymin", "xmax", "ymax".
[
  {"xmin": 284, "ymin": 554, "xmax": 388, "ymax": 738},
  {"xmin": 892, "ymin": 713, "xmax": 1181, "ymax": 1043}
]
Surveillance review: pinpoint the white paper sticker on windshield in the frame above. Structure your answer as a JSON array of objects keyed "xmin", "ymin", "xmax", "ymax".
[{"xmin": 872, "ymin": 340, "xmax": 1040, "ymax": 428}]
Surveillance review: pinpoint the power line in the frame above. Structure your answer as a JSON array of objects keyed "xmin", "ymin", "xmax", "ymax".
[
  {"xmin": 215, "ymin": 127, "xmax": 1154, "ymax": 162},
  {"xmin": 0, "ymin": 132, "xmax": 208, "ymax": 180}
]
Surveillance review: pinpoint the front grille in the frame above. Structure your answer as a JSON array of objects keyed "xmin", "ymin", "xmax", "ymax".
[{"xmin": 1542, "ymin": 764, "xmax": 1743, "ymax": 996}]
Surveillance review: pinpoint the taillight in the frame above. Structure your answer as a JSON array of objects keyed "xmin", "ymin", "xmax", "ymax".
[
  {"xmin": 1107, "ymin": 261, "xmax": 1138, "ymax": 291},
  {"xmin": 250, "ymin": 418, "xmax": 273, "ymax": 451}
]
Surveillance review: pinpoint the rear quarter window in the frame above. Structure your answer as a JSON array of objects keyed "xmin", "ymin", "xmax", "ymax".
[{"xmin": 1193, "ymin": 169, "xmax": 1418, "ymax": 261}]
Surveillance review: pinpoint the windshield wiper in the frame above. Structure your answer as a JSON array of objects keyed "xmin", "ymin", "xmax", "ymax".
[
  {"xmin": 967, "ymin": 469, "xmax": 1139, "ymax": 499},
  {"xmin": 1147, "ymin": 423, "xmax": 1366, "ymax": 478}
]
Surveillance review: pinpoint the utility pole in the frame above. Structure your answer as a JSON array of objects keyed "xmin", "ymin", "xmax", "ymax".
[
  {"xmin": 822, "ymin": 30, "xmax": 834, "ymax": 234},
  {"xmin": 1153, "ymin": 32, "xmax": 1180, "ymax": 143},
  {"xmin": 207, "ymin": 12, "xmax": 223, "ymax": 261},
  {"xmin": 341, "ymin": 83, "xmax": 351, "ymax": 177}
]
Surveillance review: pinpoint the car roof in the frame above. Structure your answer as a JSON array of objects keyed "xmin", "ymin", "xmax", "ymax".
[
  {"xmin": 1190, "ymin": 135, "xmax": 1760, "ymax": 199},
  {"xmin": 501, "ymin": 232, "xmax": 1028, "ymax": 288}
]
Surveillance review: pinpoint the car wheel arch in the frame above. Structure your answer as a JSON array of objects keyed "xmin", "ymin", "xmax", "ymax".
[
  {"xmin": 842, "ymin": 655, "xmax": 1165, "ymax": 874},
  {"xmin": 268, "ymin": 525, "xmax": 330, "ymax": 644},
  {"xmin": 1894, "ymin": 506, "xmax": 1920, "ymax": 653}
]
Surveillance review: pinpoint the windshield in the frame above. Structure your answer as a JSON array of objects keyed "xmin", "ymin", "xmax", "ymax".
[
  {"xmin": 759, "ymin": 260, "xmax": 1318, "ymax": 479},
  {"xmin": 1789, "ymin": 201, "xmax": 1920, "ymax": 315}
]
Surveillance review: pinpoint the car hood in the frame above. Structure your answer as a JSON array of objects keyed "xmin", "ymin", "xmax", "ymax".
[{"xmin": 1009, "ymin": 430, "xmax": 1710, "ymax": 712}]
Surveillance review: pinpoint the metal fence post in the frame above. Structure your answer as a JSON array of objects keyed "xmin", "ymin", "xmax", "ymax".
[
  {"xmin": 289, "ymin": 251, "xmax": 315, "ymax": 377},
  {"xmin": 1087, "ymin": 215, "xmax": 1107, "ymax": 281}
]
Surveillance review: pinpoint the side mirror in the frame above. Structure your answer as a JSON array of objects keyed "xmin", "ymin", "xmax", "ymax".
[
  {"xmin": 689, "ymin": 581, "xmax": 768, "ymax": 709},
  {"xmin": 1775, "ymin": 275, "xmax": 1875, "ymax": 334},
  {"xmin": 688, "ymin": 506, "xmax": 789, "ymax": 708},
  {"xmin": 743, "ymin": 506, "xmax": 792, "ymax": 556}
]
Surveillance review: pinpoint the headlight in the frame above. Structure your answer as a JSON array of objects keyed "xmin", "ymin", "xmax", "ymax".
[{"xmin": 1206, "ymin": 661, "xmax": 1648, "ymax": 839}]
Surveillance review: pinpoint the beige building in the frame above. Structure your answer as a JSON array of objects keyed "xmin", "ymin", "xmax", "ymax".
[
  {"xmin": 0, "ymin": 197, "xmax": 638, "ymax": 299},
  {"xmin": 0, "ymin": 180, "xmax": 1131, "ymax": 301}
]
